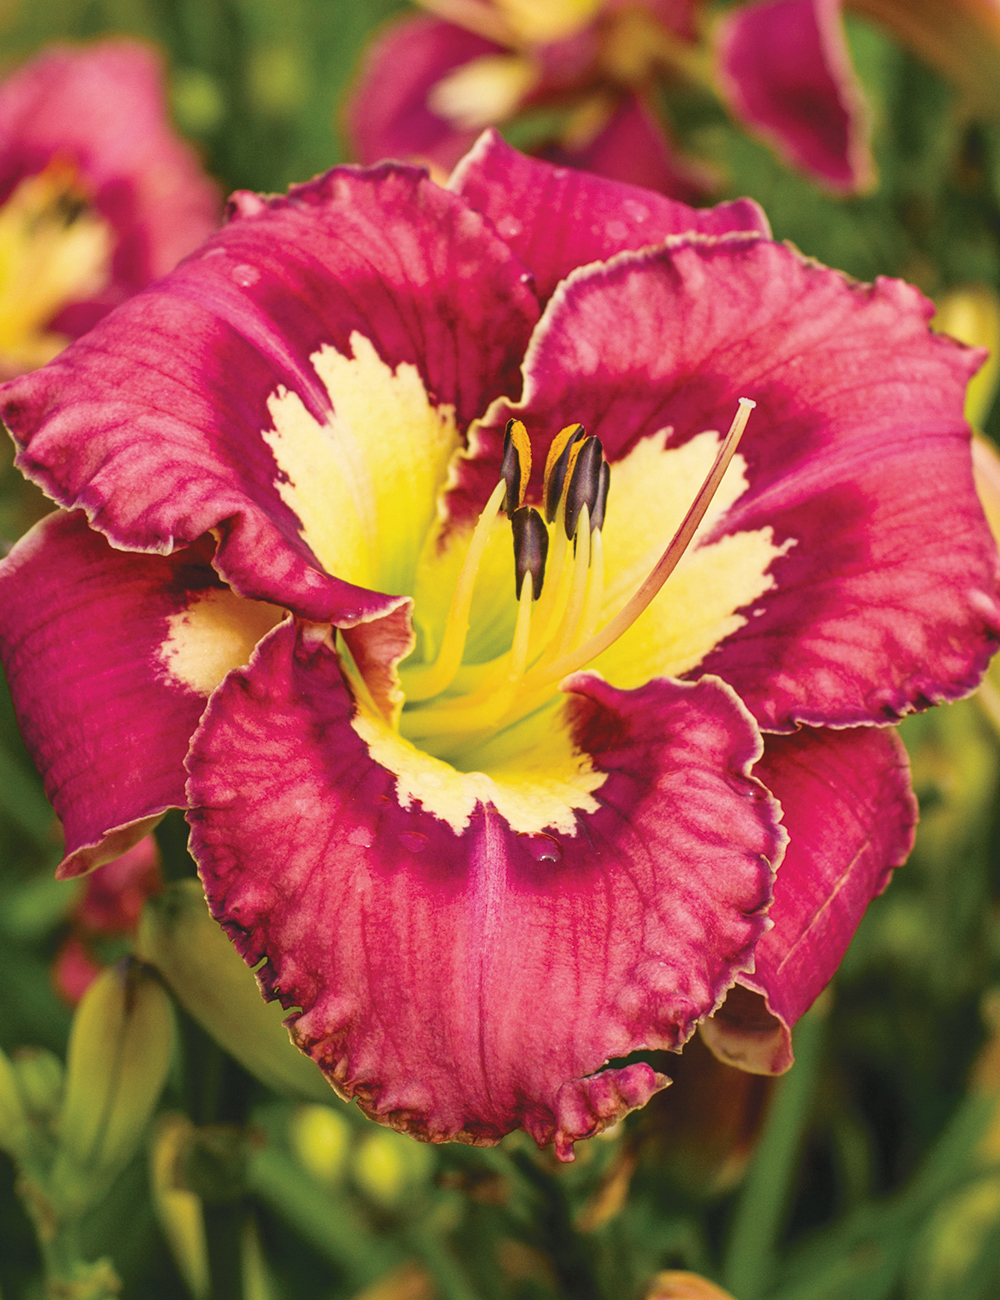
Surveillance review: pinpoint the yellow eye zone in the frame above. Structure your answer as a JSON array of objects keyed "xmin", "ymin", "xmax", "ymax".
[
  {"xmin": 0, "ymin": 158, "xmax": 113, "ymax": 373},
  {"xmin": 259, "ymin": 336, "xmax": 790, "ymax": 792}
]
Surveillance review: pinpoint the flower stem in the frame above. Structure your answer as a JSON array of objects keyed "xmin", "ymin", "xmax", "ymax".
[{"xmin": 722, "ymin": 1002, "xmax": 827, "ymax": 1299}]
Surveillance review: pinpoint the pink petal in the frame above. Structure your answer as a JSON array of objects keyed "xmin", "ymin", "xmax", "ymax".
[
  {"xmin": 715, "ymin": 0, "xmax": 874, "ymax": 193},
  {"xmin": 345, "ymin": 14, "xmax": 501, "ymax": 170},
  {"xmin": 52, "ymin": 934, "xmax": 103, "ymax": 1005},
  {"xmin": 188, "ymin": 620, "xmax": 784, "ymax": 1156},
  {"xmin": 702, "ymin": 724, "xmax": 916, "ymax": 1074},
  {"xmin": 451, "ymin": 236, "xmax": 1000, "ymax": 728},
  {"xmin": 541, "ymin": 93, "xmax": 716, "ymax": 205},
  {"xmin": 451, "ymin": 127, "xmax": 769, "ymax": 303},
  {"xmin": 76, "ymin": 835, "xmax": 162, "ymax": 933},
  {"xmin": 0, "ymin": 39, "xmax": 220, "ymax": 325},
  {"xmin": 0, "ymin": 512, "xmax": 225, "ymax": 877},
  {"xmin": 0, "ymin": 165, "xmax": 539, "ymax": 623}
]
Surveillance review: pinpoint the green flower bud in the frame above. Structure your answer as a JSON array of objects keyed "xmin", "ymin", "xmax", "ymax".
[
  {"xmin": 289, "ymin": 1105, "xmax": 352, "ymax": 1188},
  {"xmin": 0, "ymin": 1047, "xmax": 30, "ymax": 1160},
  {"xmin": 12, "ymin": 1046, "xmax": 64, "ymax": 1123},
  {"xmin": 52, "ymin": 958, "xmax": 174, "ymax": 1214},
  {"xmin": 353, "ymin": 1129, "xmax": 433, "ymax": 1208},
  {"xmin": 149, "ymin": 1114, "xmax": 209, "ymax": 1300},
  {"xmin": 933, "ymin": 286, "xmax": 1000, "ymax": 430},
  {"xmin": 136, "ymin": 881, "xmax": 332, "ymax": 1103}
]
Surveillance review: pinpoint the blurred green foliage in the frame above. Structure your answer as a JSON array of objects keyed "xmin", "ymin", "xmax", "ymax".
[{"xmin": 4, "ymin": 1, "xmax": 1000, "ymax": 1297}]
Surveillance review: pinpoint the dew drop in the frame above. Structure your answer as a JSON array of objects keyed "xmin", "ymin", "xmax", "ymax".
[
  {"xmin": 496, "ymin": 214, "xmax": 522, "ymax": 239},
  {"xmin": 348, "ymin": 826, "xmax": 373, "ymax": 848},
  {"xmin": 398, "ymin": 831, "xmax": 428, "ymax": 853},
  {"xmin": 231, "ymin": 262, "xmax": 260, "ymax": 287},
  {"xmin": 518, "ymin": 832, "xmax": 563, "ymax": 863},
  {"xmin": 622, "ymin": 199, "xmax": 650, "ymax": 223},
  {"xmin": 605, "ymin": 219, "xmax": 627, "ymax": 241}
]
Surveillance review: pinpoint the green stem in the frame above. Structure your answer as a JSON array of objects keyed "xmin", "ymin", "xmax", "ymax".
[
  {"xmin": 38, "ymin": 1220, "xmax": 121, "ymax": 1300},
  {"xmin": 510, "ymin": 1150, "xmax": 604, "ymax": 1300},
  {"xmin": 722, "ymin": 1005, "xmax": 827, "ymax": 1300},
  {"xmin": 247, "ymin": 1146, "xmax": 394, "ymax": 1288},
  {"xmin": 404, "ymin": 1225, "xmax": 480, "ymax": 1300},
  {"xmin": 205, "ymin": 1202, "xmax": 246, "ymax": 1300}
]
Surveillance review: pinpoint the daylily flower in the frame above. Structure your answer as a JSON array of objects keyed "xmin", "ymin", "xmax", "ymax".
[
  {"xmin": 0, "ymin": 38, "xmax": 220, "ymax": 377},
  {"xmin": 347, "ymin": 0, "xmax": 1000, "ymax": 198},
  {"xmin": 0, "ymin": 133, "xmax": 997, "ymax": 1156},
  {"xmin": 345, "ymin": 0, "xmax": 717, "ymax": 198},
  {"xmin": 344, "ymin": 0, "xmax": 877, "ymax": 196}
]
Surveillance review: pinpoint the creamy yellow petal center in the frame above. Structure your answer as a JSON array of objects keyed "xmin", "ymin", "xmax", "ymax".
[
  {"xmin": 0, "ymin": 159, "xmax": 112, "ymax": 372},
  {"xmin": 263, "ymin": 332, "xmax": 460, "ymax": 595},
  {"xmin": 592, "ymin": 429, "xmax": 794, "ymax": 688},
  {"xmin": 354, "ymin": 699, "xmax": 603, "ymax": 836},
  {"xmin": 160, "ymin": 589, "xmax": 284, "ymax": 696}
]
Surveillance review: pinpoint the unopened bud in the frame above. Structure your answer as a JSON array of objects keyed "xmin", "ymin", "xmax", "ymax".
[
  {"xmin": 13, "ymin": 1046, "xmax": 64, "ymax": 1121},
  {"xmin": 0, "ymin": 1047, "xmax": 30, "ymax": 1159},
  {"xmin": 289, "ymin": 1105, "xmax": 351, "ymax": 1188},
  {"xmin": 150, "ymin": 1114, "xmax": 209, "ymax": 1300},
  {"xmin": 52, "ymin": 958, "xmax": 174, "ymax": 1213},
  {"xmin": 137, "ymin": 880, "xmax": 332, "ymax": 1103},
  {"xmin": 934, "ymin": 285, "xmax": 1000, "ymax": 429},
  {"xmin": 353, "ymin": 1129, "xmax": 433, "ymax": 1207}
]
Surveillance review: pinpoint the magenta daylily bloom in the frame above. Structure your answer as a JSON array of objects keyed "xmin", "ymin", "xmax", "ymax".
[
  {"xmin": 1, "ymin": 133, "xmax": 998, "ymax": 1154},
  {"xmin": 345, "ymin": 0, "xmax": 878, "ymax": 196},
  {"xmin": 0, "ymin": 38, "xmax": 220, "ymax": 376},
  {"xmin": 344, "ymin": 0, "xmax": 713, "ymax": 199}
]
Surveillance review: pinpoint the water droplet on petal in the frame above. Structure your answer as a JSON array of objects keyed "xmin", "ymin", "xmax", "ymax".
[
  {"xmin": 496, "ymin": 214, "xmax": 522, "ymax": 239},
  {"xmin": 398, "ymin": 831, "xmax": 427, "ymax": 853},
  {"xmin": 518, "ymin": 832, "xmax": 563, "ymax": 863},
  {"xmin": 348, "ymin": 826, "xmax": 373, "ymax": 848},
  {"xmin": 622, "ymin": 199, "xmax": 649, "ymax": 223},
  {"xmin": 605, "ymin": 219, "xmax": 627, "ymax": 241},
  {"xmin": 231, "ymin": 262, "xmax": 259, "ymax": 287}
]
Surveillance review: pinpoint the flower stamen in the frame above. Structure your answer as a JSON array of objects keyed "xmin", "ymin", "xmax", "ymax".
[
  {"xmin": 512, "ymin": 397, "xmax": 756, "ymax": 704},
  {"xmin": 501, "ymin": 417, "xmax": 532, "ymax": 513},
  {"xmin": 511, "ymin": 504, "xmax": 549, "ymax": 600},
  {"xmin": 402, "ymin": 477, "xmax": 507, "ymax": 701},
  {"xmin": 398, "ymin": 399, "xmax": 754, "ymax": 764},
  {"xmin": 563, "ymin": 436, "xmax": 604, "ymax": 540}
]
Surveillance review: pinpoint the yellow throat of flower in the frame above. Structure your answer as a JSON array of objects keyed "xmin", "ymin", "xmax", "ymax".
[
  {"xmin": 0, "ymin": 157, "xmax": 113, "ymax": 374},
  {"xmin": 387, "ymin": 399, "xmax": 755, "ymax": 767}
]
